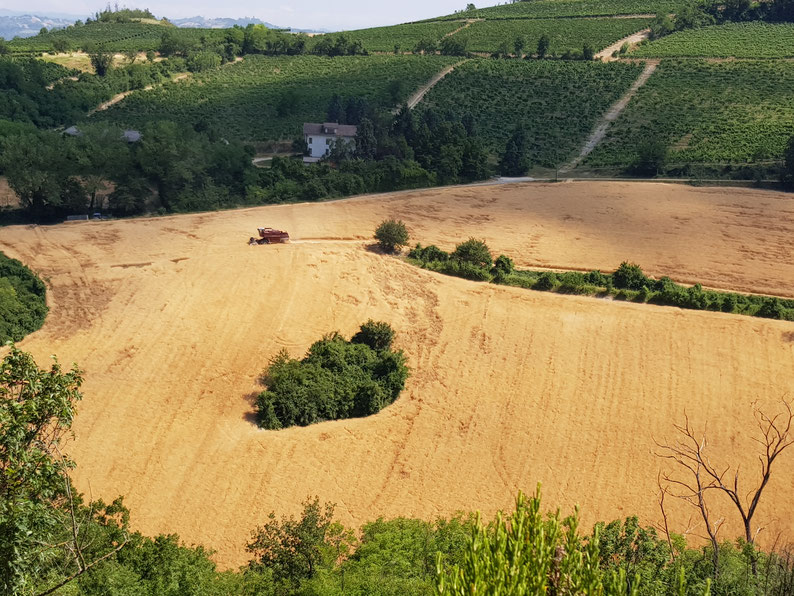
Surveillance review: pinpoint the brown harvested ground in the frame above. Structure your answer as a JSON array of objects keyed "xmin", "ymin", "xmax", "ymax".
[
  {"xmin": 0, "ymin": 177, "xmax": 19, "ymax": 209},
  {"xmin": 2, "ymin": 181, "xmax": 793, "ymax": 569}
]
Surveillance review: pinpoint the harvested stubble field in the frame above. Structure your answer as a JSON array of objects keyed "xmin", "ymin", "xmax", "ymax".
[{"xmin": 2, "ymin": 181, "xmax": 793, "ymax": 568}]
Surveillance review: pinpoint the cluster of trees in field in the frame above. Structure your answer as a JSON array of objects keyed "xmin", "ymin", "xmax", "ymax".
[
  {"xmin": 256, "ymin": 321, "xmax": 409, "ymax": 429},
  {"xmin": 407, "ymin": 240, "xmax": 794, "ymax": 320},
  {"xmin": 3, "ymin": 344, "xmax": 793, "ymax": 595},
  {"xmin": 0, "ymin": 252, "xmax": 47, "ymax": 342}
]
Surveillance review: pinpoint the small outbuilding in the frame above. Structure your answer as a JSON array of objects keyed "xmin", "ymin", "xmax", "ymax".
[{"xmin": 303, "ymin": 122, "xmax": 357, "ymax": 163}]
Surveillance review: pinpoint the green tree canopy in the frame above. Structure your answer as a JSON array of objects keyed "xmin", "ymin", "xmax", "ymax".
[
  {"xmin": 0, "ymin": 346, "xmax": 83, "ymax": 595},
  {"xmin": 374, "ymin": 219, "xmax": 410, "ymax": 253}
]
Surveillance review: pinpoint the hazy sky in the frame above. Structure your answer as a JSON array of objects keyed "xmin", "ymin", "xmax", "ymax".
[{"xmin": 3, "ymin": 1, "xmax": 504, "ymax": 30}]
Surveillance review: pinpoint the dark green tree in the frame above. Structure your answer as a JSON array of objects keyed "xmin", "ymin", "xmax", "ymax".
[
  {"xmin": 355, "ymin": 118, "xmax": 377, "ymax": 160},
  {"xmin": 326, "ymin": 94, "xmax": 344, "ymax": 123},
  {"xmin": 783, "ymin": 135, "xmax": 794, "ymax": 188},
  {"xmin": 247, "ymin": 497, "xmax": 341, "ymax": 586},
  {"xmin": 440, "ymin": 36, "xmax": 468, "ymax": 56},
  {"xmin": 499, "ymin": 127, "xmax": 530, "ymax": 176},
  {"xmin": 613, "ymin": 262, "xmax": 648, "ymax": 290},
  {"xmin": 0, "ymin": 346, "xmax": 108, "ymax": 596},
  {"xmin": 514, "ymin": 36, "xmax": 526, "ymax": 57},
  {"xmin": 352, "ymin": 320, "xmax": 395, "ymax": 351},
  {"xmin": 537, "ymin": 34, "xmax": 550, "ymax": 58},
  {"xmin": 0, "ymin": 131, "xmax": 81, "ymax": 219},
  {"xmin": 86, "ymin": 46, "xmax": 113, "ymax": 77},
  {"xmin": 582, "ymin": 43, "xmax": 595, "ymax": 60},
  {"xmin": 650, "ymin": 12, "xmax": 675, "ymax": 39},
  {"xmin": 414, "ymin": 39, "xmax": 438, "ymax": 54},
  {"xmin": 634, "ymin": 139, "xmax": 668, "ymax": 176},
  {"xmin": 452, "ymin": 238, "xmax": 493, "ymax": 269},
  {"xmin": 374, "ymin": 219, "xmax": 410, "ymax": 253}
]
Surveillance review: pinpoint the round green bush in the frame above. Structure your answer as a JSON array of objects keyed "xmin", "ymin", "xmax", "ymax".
[
  {"xmin": 452, "ymin": 238, "xmax": 493, "ymax": 269},
  {"xmin": 375, "ymin": 219, "xmax": 410, "ymax": 253}
]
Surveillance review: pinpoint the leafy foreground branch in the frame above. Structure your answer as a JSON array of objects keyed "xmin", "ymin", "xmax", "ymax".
[
  {"xmin": 407, "ymin": 241, "xmax": 794, "ymax": 321},
  {"xmin": 0, "ymin": 252, "xmax": 48, "ymax": 343},
  {"xmin": 255, "ymin": 321, "xmax": 409, "ymax": 430}
]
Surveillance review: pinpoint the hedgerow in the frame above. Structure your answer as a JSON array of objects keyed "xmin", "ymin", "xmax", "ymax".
[
  {"xmin": 0, "ymin": 252, "xmax": 48, "ymax": 342},
  {"xmin": 408, "ymin": 244, "xmax": 794, "ymax": 321},
  {"xmin": 255, "ymin": 321, "xmax": 409, "ymax": 430}
]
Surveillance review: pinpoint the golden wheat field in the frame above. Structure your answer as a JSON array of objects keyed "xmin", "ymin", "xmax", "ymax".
[{"xmin": 2, "ymin": 181, "xmax": 793, "ymax": 568}]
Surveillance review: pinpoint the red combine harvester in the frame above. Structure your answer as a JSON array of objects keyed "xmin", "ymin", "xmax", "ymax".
[{"xmin": 249, "ymin": 227, "xmax": 290, "ymax": 245}]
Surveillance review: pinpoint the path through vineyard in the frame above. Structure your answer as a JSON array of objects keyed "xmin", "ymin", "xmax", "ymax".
[
  {"xmin": 560, "ymin": 60, "xmax": 658, "ymax": 172},
  {"xmin": 597, "ymin": 28, "xmax": 652, "ymax": 60},
  {"xmin": 2, "ymin": 181, "xmax": 793, "ymax": 568},
  {"xmin": 405, "ymin": 60, "xmax": 468, "ymax": 109}
]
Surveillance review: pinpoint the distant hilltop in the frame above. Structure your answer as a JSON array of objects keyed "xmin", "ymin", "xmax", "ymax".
[
  {"xmin": 0, "ymin": 12, "xmax": 76, "ymax": 40},
  {"xmin": 170, "ymin": 16, "xmax": 283, "ymax": 29},
  {"xmin": 0, "ymin": 11, "xmax": 329, "ymax": 40}
]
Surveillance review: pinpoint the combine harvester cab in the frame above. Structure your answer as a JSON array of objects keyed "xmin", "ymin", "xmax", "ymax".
[{"xmin": 249, "ymin": 227, "xmax": 290, "ymax": 245}]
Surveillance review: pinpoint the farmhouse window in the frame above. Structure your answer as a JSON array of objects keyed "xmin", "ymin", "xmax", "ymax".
[{"xmin": 309, "ymin": 137, "xmax": 313, "ymax": 144}]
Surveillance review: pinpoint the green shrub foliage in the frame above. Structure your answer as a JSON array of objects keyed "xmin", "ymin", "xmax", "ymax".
[
  {"xmin": 436, "ymin": 487, "xmax": 636, "ymax": 595},
  {"xmin": 406, "ymin": 241, "xmax": 793, "ymax": 321},
  {"xmin": 351, "ymin": 319, "xmax": 396, "ymax": 351},
  {"xmin": 0, "ymin": 252, "xmax": 48, "ymax": 343},
  {"xmin": 452, "ymin": 238, "xmax": 493, "ymax": 270},
  {"xmin": 374, "ymin": 219, "xmax": 410, "ymax": 253},
  {"xmin": 613, "ymin": 261, "xmax": 648, "ymax": 290},
  {"xmin": 256, "ymin": 322, "xmax": 409, "ymax": 429}
]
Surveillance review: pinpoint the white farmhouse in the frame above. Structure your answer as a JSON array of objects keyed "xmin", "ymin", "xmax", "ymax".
[{"xmin": 303, "ymin": 122, "xmax": 358, "ymax": 163}]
